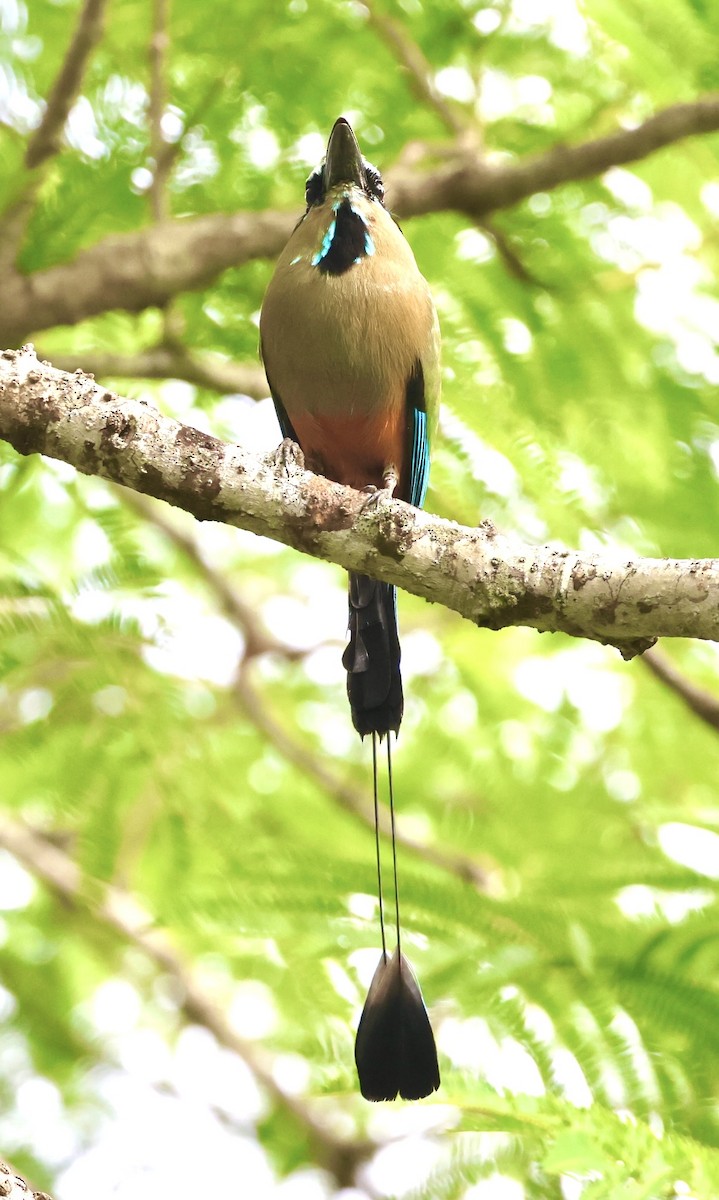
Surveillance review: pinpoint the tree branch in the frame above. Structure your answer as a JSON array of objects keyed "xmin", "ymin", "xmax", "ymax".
[
  {"xmin": 0, "ymin": 1158, "xmax": 52, "ymax": 1200},
  {"xmin": 121, "ymin": 488, "xmax": 300, "ymax": 659},
  {"xmin": 387, "ymin": 93, "xmax": 719, "ymax": 218},
  {"xmin": 0, "ymin": 815, "xmax": 374, "ymax": 1185},
  {"xmin": 233, "ymin": 670, "xmax": 493, "ymax": 890},
  {"xmin": 0, "ymin": 0, "xmax": 109, "ymax": 270},
  {"xmin": 148, "ymin": 0, "xmax": 171, "ymax": 223},
  {"xmin": 643, "ymin": 647, "xmax": 719, "ymax": 732},
  {"xmin": 25, "ymin": 0, "xmax": 109, "ymax": 170},
  {"xmin": 1, "ymin": 345, "xmax": 718, "ymax": 651},
  {"xmin": 1, "ymin": 210, "xmax": 293, "ymax": 345},
  {"xmin": 40, "ymin": 345, "xmax": 268, "ymax": 397},
  {"xmin": 481, "ymin": 215, "xmax": 543, "ymax": 285},
  {"xmin": 153, "ymin": 74, "xmax": 231, "ymax": 182},
  {"xmin": 4, "ymin": 95, "xmax": 719, "ymax": 344},
  {"xmin": 362, "ymin": 0, "xmax": 467, "ymax": 137}
]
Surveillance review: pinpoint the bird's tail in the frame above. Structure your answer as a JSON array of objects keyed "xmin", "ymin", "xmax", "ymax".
[{"xmin": 342, "ymin": 572, "xmax": 404, "ymax": 737}]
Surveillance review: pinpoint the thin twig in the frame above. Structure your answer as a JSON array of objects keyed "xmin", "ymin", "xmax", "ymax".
[
  {"xmin": 0, "ymin": 195, "xmax": 37, "ymax": 274},
  {"xmin": 148, "ymin": 0, "xmax": 171, "ymax": 222},
  {"xmin": 234, "ymin": 670, "xmax": 493, "ymax": 891},
  {"xmin": 642, "ymin": 647, "xmax": 719, "ymax": 732},
  {"xmin": 153, "ymin": 73, "xmax": 231, "ymax": 180},
  {"xmin": 481, "ymin": 216, "xmax": 544, "ymax": 286},
  {"xmin": 120, "ymin": 488, "xmax": 302, "ymax": 660},
  {"xmin": 146, "ymin": 0, "xmax": 179, "ymax": 352},
  {"xmin": 25, "ymin": 0, "xmax": 109, "ymax": 170},
  {"xmin": 1, "ymin": 0, "xmax": 109, "ymax": 268},
  {"xmin": 38, "ymin": 345, "xmax": 268, "ymax": 398},
  {"xmin": 0, "ymin": 815, "xmax": 376, "ymax": 1186},
  {"xmin": 362, "ymin": 0, "xmax": 467, "ymax": 137}
]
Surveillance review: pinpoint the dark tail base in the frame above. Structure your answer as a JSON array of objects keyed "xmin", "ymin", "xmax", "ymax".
[{"xmin": 342, "ymin": 572, "xmax": 403, "ymax": 737}]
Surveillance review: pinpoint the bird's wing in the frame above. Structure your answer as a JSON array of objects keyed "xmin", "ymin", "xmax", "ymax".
[
  {"xmin": 261, "ymin": 344, "xmax": 300, "ymax": 444},
  {"xmin": 406, "ymin": 294, "xmax": 440, "ymax": 509},
  {"xmin": 405, "ymin": 360, "xmax": 430, "ymax": 509}
]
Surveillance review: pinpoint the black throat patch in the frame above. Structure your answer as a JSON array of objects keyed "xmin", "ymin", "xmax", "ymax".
[{"xmin": 316, "ymin": 198, "xmax": 373, "ymax": 276}]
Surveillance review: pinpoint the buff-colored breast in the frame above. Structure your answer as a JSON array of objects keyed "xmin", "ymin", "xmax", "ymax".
[{"xmin": 260, "ymin": 190, "xmax": 437, "ymax": 497}]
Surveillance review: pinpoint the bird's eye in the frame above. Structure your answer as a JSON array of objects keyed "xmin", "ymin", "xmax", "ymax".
[
  {"xmin": 364, "ymin": 163, "xmax": 385, "ymax": 202},
  {"xmin": 305, "ymin": 166, "xmax": 325, "ymax": 207}
]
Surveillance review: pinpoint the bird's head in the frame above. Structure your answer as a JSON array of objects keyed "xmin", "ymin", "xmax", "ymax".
[
  {"xmin": 290, "ymin": 119, "xmax": 390, "ymax": 276},
  {"xmin": 304, "ymin": 117, "xmax": 385, "ymax": 210}
]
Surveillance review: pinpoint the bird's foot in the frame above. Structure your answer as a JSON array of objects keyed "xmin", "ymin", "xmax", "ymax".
[
  {"xmin": 360, "ymin": 469, "xmax": 398, "ymax": 512},
  {"xmin": 360, "ymin": 485, "xmax": 386, "ymax": 514},
  {"xmin": 271, "ymin": 437, "xmax": 305, "ymax": 476}
]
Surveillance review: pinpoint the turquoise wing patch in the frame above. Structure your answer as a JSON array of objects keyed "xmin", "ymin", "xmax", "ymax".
[{"xmin": 406, "ymin": 362, "xmax": 430, "ymax": 510}]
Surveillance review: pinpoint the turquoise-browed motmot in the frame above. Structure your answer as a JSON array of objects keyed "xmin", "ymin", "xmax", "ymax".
[{"xmin": 260, "ymin": 118, "xmax": 440, "ymax": 1101}]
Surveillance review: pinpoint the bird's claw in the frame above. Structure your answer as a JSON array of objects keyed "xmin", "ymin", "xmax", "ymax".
[
  {"xmin": 360, "ymin": 481, "xmax": 396, "ymax": 513},
  {"xmin": 272, "ymin": 437, "xmax": 305, "ymax": 476}
]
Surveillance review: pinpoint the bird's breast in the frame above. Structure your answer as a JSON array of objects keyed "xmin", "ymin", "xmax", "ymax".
[
  {"xmin": 260, "ymin": 198, "xmax": 435, "ymax": 420},
  {"xmin": 260, "ymin": 192, "xmax": 438, "ymax": 490}
]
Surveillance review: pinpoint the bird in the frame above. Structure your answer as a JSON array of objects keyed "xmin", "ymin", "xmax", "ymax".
[{"xmin": 260, "ymin": 117, "xmax": 440, "ymax": 1101}]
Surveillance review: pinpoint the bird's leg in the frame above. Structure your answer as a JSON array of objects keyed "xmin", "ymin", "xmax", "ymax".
[
  {"xmin": 271, "ymin": 437, "xmax": 305, "ymax": 476},
  {"xmin": 382, "ymin": 465, "xmax": 399, "ymax": 497}
]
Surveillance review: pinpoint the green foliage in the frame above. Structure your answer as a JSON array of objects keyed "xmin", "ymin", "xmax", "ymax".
[{"xmin": 3, "ymin": 0, "xmax": 719, "ymax": 1196}]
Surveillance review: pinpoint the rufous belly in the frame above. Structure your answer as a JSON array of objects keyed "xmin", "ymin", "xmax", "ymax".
[{"xmin": 289, "ymin": 405, "xmax": 406, "ymax": 494}]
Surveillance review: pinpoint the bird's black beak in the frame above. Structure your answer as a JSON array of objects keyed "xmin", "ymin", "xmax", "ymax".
[{"xmin": 325, "ymin": 117, "xmax": 365, "ymax": 189}]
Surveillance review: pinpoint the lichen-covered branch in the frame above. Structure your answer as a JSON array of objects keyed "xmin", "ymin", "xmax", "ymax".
[
  {"xmin": 3, "ymin": 95, "xmax": 719, "ymax": 344},
  {"xmin": 2, "ymin": 345, "xmax": 719, "ymax": 652},
  {"xmin": 0, "ymin": 1158, "xmax": 51, "ymax": 1200}
]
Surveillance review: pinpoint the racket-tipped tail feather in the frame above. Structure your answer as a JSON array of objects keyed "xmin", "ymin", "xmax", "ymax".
[{"xmin": 355, "ymin": 947, "xmax": 440, "ymax": 1102}]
